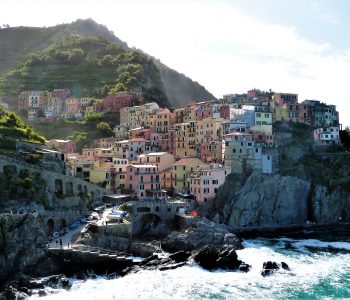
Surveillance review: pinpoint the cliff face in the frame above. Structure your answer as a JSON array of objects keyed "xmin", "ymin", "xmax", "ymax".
[
  {"xmin": 225, "ymin": 173, "xmax": 310, "ymax": 228},
  {"xmin": 212, "ymin": 172, "xmax": 350, "ymax": 229},
  {"xmin": 207, "ymin": 123, "xmax": 350, "ymax": 229},
  {"xmin": 0, "ymin": 214, "xmax": 47, "ymax": 285}
]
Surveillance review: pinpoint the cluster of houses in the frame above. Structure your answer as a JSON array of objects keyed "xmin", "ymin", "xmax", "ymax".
[
  {"xmin": 43, "ymin": 88, "xmax": 341, "ymax": 202},
  {"xmin": 17, "ymin": 90, "xmax": 143, "ymax": 121}
]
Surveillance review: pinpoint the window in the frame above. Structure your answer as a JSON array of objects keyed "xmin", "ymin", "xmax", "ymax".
[{"xmin": 212, "ymin": 180, "xmax": 219, "ymax": 184}]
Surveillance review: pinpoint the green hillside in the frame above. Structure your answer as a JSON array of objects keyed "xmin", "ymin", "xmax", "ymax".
[
  {"xmin": 0, "ymin": 19, "xmax": 216, "ymax": 108},
  {"xmin": 0, "ymin": 105, "xmax": 45, "ymax": 152},
  {"xmin": 1, "ymin": 35, "xmax": 169, "ymax": 107},
  {"xmin": 0, "ymin": 19, "xmax": 126, "ymax": 76}
]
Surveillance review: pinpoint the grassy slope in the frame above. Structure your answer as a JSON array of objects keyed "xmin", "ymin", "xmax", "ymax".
[{"xmin": 0, "ymin": 19, "xmax": 215, "ymax": 108}]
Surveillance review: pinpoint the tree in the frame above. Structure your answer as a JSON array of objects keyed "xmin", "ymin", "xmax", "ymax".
[
  {"xmin": 96, "ymin": 122, "xmax": 113, "ymax": 137},
  {"xmin": 340, "ymin": 130, "xmax": 350, "ymax": 149}
]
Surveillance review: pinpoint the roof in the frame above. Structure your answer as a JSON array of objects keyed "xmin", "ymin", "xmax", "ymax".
[
  {"xmin": 129, "ymin": 138, "xmax": 146, "ymax": 142},
  {"xmin": 146, "ymin": 152, "xmax": 168, "ymax": 156},
  {"xmin": 174, "ymin": 158, "xmax": 203, "ymax": 165},
  {"xmin": 131, "ymin": 164, "xmax": 158, "ymax": 168},
  {"xmin": 116, "ymin": 140, "xmax": 129, "ymax": 144},
  {"xmin": 156, "ymin": 108, "xmax": 171, "ymax": 114},
  {"xmin": 50, "ymin": 139, "xmax": 73, "ymax": 143}
]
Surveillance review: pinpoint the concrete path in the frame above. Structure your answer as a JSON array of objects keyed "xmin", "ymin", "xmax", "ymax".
[{"xmin": 49, "ymin": 222, "xmax": 87, "ymax": 249}]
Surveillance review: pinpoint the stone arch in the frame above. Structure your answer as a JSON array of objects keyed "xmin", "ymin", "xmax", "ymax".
[
  {"xmin": 3, "ymin": 165, "xmax": 17, "ymax": 176},
  {"xmin": 47, "ymin": 219, "xmax": 54, "ymax": 235},
  {"xmin": 66, "ymin": 182, "xmax": 73, "ymax": 196},
  {"xmin": 136, "ymin": 213, "xmax": 162, "ymax": 236},
  {"xmin": 55, "ymin": 179, "xmax": 63, "ymax": 194}
]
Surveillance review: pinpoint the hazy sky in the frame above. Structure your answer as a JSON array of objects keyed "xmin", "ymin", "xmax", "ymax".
[{"xmin": 1, "ymin": 0, "xmax": 349, "ymax": 125}]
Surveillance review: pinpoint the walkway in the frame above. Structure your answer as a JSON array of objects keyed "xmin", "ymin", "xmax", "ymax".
[{"xmin": 48, "ymin": 243, "xmax": 134, "ymax": 263}]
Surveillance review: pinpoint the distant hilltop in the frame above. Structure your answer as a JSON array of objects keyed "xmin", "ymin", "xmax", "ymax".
[{"xmin": 0, "ymin": 18, "xmax": 216, "ymax": 109}]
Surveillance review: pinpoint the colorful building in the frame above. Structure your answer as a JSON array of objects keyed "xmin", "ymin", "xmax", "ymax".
[
  {"xmin": 189, "ymin": 163, "xmax": 230, "ymax": 202},
  {"xmin": 172, "ymin": 158, "xmax": 204, "ymax": 193},
  {"xmin": 125, "ymin": 164, "xmax": 165, "ymax": 199},
  {"xmin": 313, "ymin": 127, "xmax": 340, "ymax": 145}
]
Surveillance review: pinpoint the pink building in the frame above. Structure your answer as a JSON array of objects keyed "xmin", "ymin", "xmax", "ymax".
[
  {"xmin": 125, "ymin": 164, "xmax": 166, "ymax": 199},
  {"xmin": 64, "ymin": 98, "xmax": 82, "ymax": 116},
  {"xmin": 129, "ymin": 127, "xmax": 152, "ymax": 141},
  {"xmin": 247, "ymin": 89, "xmax": 262, "ymax": 99},
  {"xmin": 95, "ymin": 92, "xmax": 144, "ymax": 113},
  {"xmin": 53, "ymin": 89, "xmax": 70, "ymax": 100},
  {"xmin": 274, "ymin": 93, "xmax": 298, "ymax": 107},
  {"xmin": 48, "ymin": 139, "xmax": 76, "ymax": 153},
  {"xmin": 313, "ymin": 127, "xmax": 340, "ymax": 145},
  {"xmin": 195, "ymin": 105, "xmax": 213, "ymax": 121},
  {"xmin": 189, "ymin": 163, "xmax": 230, "ymax": 202}
]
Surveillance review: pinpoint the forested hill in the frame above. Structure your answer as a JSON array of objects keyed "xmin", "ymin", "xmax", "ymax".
[{"xmin": 0, "ymin": 19, "xmax": 216, "ymax": 108}]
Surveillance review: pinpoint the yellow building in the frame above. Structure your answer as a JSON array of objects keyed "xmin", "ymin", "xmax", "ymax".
[
  {"xmin": 172, "ymin": 157, "xmax": 204, "ymax": 193},
  {"xmin": 183, "ymin": 106, "xmax": 196, "ymax": 123},
  {"xmin": 148, "ymin": 108, "xmax": 172, "ymax": 134},
  {"xmin": 174, "ymin": 122, "xmax": 197, "ymax": 159},
  {"xmin": 273, "ymin": 105, "xmax": 288, "ymax": 122},
  {"xmin": 195, "ymin": 118, "xmax": 223, "ymax": 145},
  {"xmin": 89, "ymin": 160, "xmax": 114, "ymax": 186}
]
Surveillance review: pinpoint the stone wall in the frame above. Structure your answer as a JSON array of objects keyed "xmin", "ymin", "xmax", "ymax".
[{"xmin": 0, "ymin": 154, "xmax": 113, "ymax": 206}]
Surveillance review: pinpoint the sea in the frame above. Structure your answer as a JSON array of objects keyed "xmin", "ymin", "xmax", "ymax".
[{"xmin": 29, "ymin": 235, "xmax": 350, "ymax": 299}]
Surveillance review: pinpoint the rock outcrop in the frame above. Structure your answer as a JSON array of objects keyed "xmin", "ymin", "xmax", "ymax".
[
  {"xmin": 226, "ymin": 173, "xmax": 310, "ymax": 228},
  {"xmin": 191, "ymin": 245, "xmax": 250, "ymax": 271},
  {"xmin": 161, "ymin": 217, "xmax": 243, "ymax": 252},
  {"xmin": 211, "ymin": 172, "xmax": 350, "ymax": 229},
  {"xmin": 261, "ymin": 261, "xmax": 290, "ymax": 277},
  {"xmin": 0, "ymin": 214, "xmax": 47, "ymax": 286}
]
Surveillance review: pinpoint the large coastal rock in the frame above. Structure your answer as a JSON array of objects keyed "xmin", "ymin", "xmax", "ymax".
[
  {"xmin": 161, "ymin": 217, "xmax": 243, "ymax": 252},
  {"xmin": 190, "ymin": 245, "xmax": 248, "ymax": 271},
  {"xmin": 215, "ymin": 172, "xmax": 350, "ymax": 229},
  {"xmin": 226, "ymin": 173, "xmax": 311, "ymax": 228},
  {"xmin": 0, "ymin": 214, "xmax": 47, "ymax": 285}
]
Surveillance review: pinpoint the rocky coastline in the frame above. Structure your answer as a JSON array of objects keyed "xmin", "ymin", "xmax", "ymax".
[
  {"xmin": 0, "ymin": 218, "xmax": 250, "ymax": 299},
  {"xmin": 2, "ymin": 214, "xmax": 346, "ymax": 299}
]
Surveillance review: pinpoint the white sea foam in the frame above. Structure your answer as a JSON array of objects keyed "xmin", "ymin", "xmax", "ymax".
[{"xmin": 29, "ymin": 238, "xmax": 350, "ymax": 300}]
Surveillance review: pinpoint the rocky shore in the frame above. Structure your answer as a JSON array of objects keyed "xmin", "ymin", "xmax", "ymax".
[{"xmin": 0, "ymin": 218, "xmax": 251, "ymax": 299}]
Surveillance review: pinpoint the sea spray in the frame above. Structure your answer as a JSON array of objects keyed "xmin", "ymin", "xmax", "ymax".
[{"xmin": 30, "ymin": 238, "xmax": 350, "ymax": 299}]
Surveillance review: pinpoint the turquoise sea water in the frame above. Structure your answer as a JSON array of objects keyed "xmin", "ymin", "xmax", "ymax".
[{"xmin": 31, "ymin": 237, "xmax": 350, "ymax": 299}]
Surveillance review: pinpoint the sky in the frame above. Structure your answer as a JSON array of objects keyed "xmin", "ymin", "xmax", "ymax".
[{"xmin": 1, "ymin": 0, "xmax": 349, "ymax": 125}]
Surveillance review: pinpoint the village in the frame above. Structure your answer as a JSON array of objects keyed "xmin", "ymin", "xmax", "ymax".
[{"xmin": 12, "ymin": 88, "xmax": 341, "ymax": 203}]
